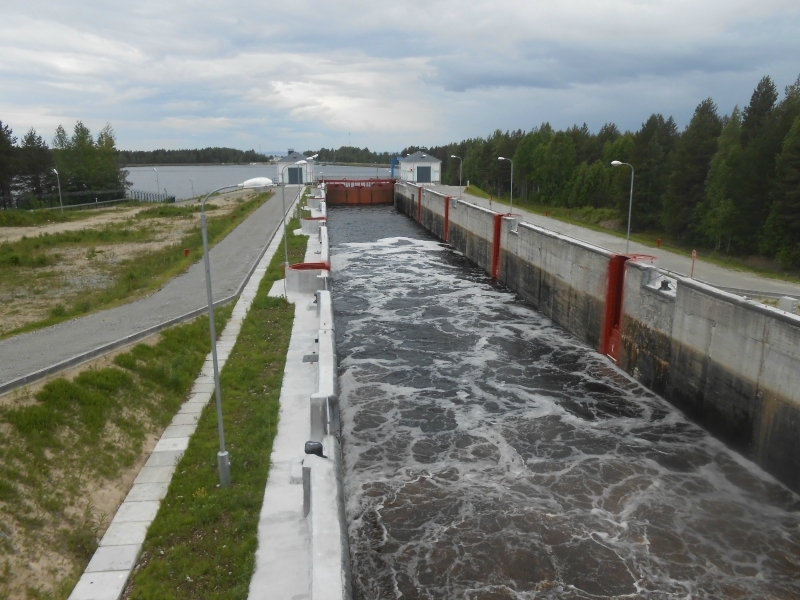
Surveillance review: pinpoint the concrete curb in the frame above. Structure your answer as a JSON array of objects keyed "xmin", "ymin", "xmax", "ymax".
[
  {"xmin": 0, "ymin": 194, "xmax": 288, "ymax": 398},
  {"xmin": 67, "ymin": 191, "xmax": 302, "ymax": 600}
]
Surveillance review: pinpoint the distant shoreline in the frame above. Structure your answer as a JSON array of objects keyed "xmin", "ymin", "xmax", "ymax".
[{"xmin": 122, "ymin": 162, "xmax": 276, "ymax": 167}]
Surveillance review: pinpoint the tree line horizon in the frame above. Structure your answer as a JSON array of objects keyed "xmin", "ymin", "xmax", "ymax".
[{"xmin": 1, "ymin": 73, "xmax": 798, "ymax": 266}]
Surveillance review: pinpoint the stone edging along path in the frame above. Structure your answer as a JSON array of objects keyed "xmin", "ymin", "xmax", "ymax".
[{"xmin": 67, "ymin": 191, "xmax": 302, "ymax": 600}]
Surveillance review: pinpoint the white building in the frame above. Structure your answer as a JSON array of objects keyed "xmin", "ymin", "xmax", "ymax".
[
  {"xmin": 276, "ymin": 150, "xmax": 315, "ymax": 184},
  {"xmin": 398, "ymin": 151, "xmax": 441, "ymax": 184}
]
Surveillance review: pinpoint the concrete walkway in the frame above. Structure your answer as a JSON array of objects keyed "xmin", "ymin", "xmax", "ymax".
[
  {"xmin": 247, "ymin": 236, "xmax": 321, "ymax": 600},
  {"xmin": 0, "ymin": 187, "xmax": 302, "ymax": 392},
  {"xmin": 434, "ymin": 185, "xmax": 800, "ymax": 298}
]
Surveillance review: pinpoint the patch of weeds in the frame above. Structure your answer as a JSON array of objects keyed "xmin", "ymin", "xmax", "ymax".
[
  {"xmin": 50, "ymin": 305, "xmax": 66, "ymax": 318},
  {"xmin": 125, "ymin": 206, "xmax": 307, "ymax": 599}
]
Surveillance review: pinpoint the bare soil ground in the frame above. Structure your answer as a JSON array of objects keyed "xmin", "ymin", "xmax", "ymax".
[{"xmin": 0, "ymin": 194, "xmax": 250, "ymax": 336}]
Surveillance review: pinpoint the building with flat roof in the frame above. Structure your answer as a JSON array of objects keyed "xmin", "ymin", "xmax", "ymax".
[
  {"xmin": 398, "ymin": 151, "xmax": 441, "ymax": 184},
  {"xmin": 276, "ymin": 150, "xmax": 315, "ymax": 184}
]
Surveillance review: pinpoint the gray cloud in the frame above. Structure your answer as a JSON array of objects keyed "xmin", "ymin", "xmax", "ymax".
[{"xmin": 1, "ymin": 0, "xmax": 798, "ymax": 150}]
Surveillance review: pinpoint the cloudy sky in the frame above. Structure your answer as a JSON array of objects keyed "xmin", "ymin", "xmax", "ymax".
[{"xmin": 1, "ymin": 0, "xmax": 799, "ymax": 153}]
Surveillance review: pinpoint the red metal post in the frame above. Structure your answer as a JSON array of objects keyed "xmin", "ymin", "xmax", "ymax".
[
  {"xmin": 491, "ymin": 214, "xmax": 503, "ymax": 279},
  {"xmin": 443, "ymin": 196, "xmax": 450, "ymax": 242}
]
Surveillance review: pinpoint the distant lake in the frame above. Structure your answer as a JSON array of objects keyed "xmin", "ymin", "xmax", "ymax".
[{"xmin": 126, "ymin": 164, "xmax": 393, "ymax": 200}]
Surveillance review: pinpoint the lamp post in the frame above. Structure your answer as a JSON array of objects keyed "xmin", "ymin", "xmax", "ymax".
[
  {"xmin": 189, "ymin": 178, "xmax": 195, "ymax": 199},
  {"xmin": 200, "ymin": 184, "xmax": 245, "ymax": 488},
  {"xmin": 611, "ymin": 161, "xmax": 634, "ymax": 254},
  {"xmin": 52, "ymin": 168, "xmax": 64, "ymax": 213},
  {"xmin": 153, "ymin": 167, "xmax": 160, "ymax": 200},
  {"xmin": 450, "ymin": 155, "xmax": 463, "ymax": 198},
  {"xmin": 498, "ymin": 156, "xmax": 514, "ymax": 214}
]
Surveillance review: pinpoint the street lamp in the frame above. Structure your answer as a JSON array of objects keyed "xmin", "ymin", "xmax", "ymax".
[
  {"xmin": 498, "ymin": 157, "xmax": 514, "ymax": 214},
  {"xmin": 189, "ymin": 178, "xmax": 195, "ymax": 199},
  {"xmin": 611, "ymin": 160, "xmax": 634, "ymax": 254},
  {"xmin": 153, "ymin": 167, "xmax": 160, "ymax": 200},
  {"xmin": 199, "ymin": 183, "xmax": 246, "ymax": 488},
  {"xmin": 52, "ymin": 168, "xmax": 64, "ymax": 213},
  {"xmin": 450, "ymin": 155, "xmax": 463, "ymax": 198}
]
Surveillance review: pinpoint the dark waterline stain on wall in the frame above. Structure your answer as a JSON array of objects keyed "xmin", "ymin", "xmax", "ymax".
[{"xmin": 330, "ymin": 205, "xmax": 800, "ymax": 600}]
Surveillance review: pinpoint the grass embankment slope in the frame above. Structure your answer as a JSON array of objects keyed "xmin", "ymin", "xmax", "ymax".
[
  {"xmin": 0, "ymin": 192, "xmax": 272, "ymax": 339},
  {"xmin": 123, "ymin": 206, "xmax": 308, "ymax": 599},
  {"xmin": 464, "ymin": 185, "xmax": 800, "ymax": 284},
  {"xmin": 0, "ymin": 305, "xmax": 232, "ymax": 599}
]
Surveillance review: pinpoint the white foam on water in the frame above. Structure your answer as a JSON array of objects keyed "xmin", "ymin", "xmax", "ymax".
[{"xmin": 330, "ymin": 207, "xmax": 800, "ymax": 600}]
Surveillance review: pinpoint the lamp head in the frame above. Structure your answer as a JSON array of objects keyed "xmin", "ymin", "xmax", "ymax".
[
  {"xmin": 296, "ymin": 160, "xmax": 307, "ymax": 165},
  {"xmin": 309, "ymin": 154, "xmax": 318, "ymax": 159},
  {"xmin": 498, "ymin": 156, "xmax": 506, "ymax": 161},
  {"xmin": 450, "ymin": 155, "xmax": 457, "ymax": 158},
  {"xmin": 52, "ymin": 168, "xmax": 58, "ymax": 175},
  {"xmin": 611, "ymin": 160, "xmax": 622, "ymax": 166}
]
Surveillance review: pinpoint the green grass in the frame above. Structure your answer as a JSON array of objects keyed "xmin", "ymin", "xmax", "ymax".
[
  {"xmin": 462, "ymin": 185, "xmax": 800, "ymax": 284},
  {"xmin": 0, "ymin": 306, "xmax": 233, "ymax": 599},
  {"xmin": 124, "ymin": 204, "xmax": 308, "ymax": 599},
  {"xmin": 0, "ymin": 192, "xmax": 273, "ymax": 340}
]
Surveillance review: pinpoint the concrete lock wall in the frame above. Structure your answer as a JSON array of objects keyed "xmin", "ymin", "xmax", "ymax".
[{"xmin": 394, "ymin": 182, "xmax": 800, "ymax": 492}]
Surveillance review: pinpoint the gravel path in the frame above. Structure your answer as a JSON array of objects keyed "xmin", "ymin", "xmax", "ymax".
[{"xmin": 0, "ymin": 187, "xmax": 301, "ymax": 391}]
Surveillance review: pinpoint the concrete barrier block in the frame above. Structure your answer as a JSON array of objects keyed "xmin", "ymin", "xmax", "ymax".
[
  {"xmin": 85, "ymin": 544, "xmax": 141, "ymax": 573},
  {"xmin": 317, "ymin": 291, "xmax": 334, "ymax": 331},
  {"xmin": 310, "ymin": 394, "xmax": 328, "ymax": 442},
  {"xmin": 779, "ymin": 296, "xmax": 799, "ymax": 314},
  {"xmin": 305, "ymin": 438, "xmax": 352, "ymax": 600},
  {"xmin": 286, "ymin": 266, "xmax": 330, "ymax": 294}
]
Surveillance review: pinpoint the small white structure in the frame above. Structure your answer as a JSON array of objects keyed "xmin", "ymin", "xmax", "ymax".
[
  {"xmin": 276, "ymin": 150, "xmax": 315, "ymax": 184},
  {"xmin": 398, "ymin": 151, "xmax": 441, "ymax": 184}
]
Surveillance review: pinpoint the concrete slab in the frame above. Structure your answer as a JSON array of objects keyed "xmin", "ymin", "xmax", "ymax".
[
  {"xmin": 133, "ymin": 466, "xmax": 175, "ymax": 485},
  {"xmin": 153, "ymin": 437, "xmax": 189, "ymax": 452},
  {"xmin": 171, "ymin": 413, "xmax": 200, "ymax": 426},
  {"xmin": 248, "ymin": 289, "xmax": 318, "ymax": 600},
  {"xmin": 125, "ymin": 482, "xmax": 169, "ymax": 502},
  {"xmin": 112, "ymin": 501, "xmax": 160, "ymax": 523},
  {"xmin": 178, "ymin": 403, "xmax": 206, "ymax": 415},
  {"xmin": 145, "ymin": 450, "xmax": 183, "ymax": 468},
  {"xmin": 69, "ymin": 571, "xmax": 129, "ymax": 600},
  {"xmin": 191, "ymin": 382, "xmax": 216, "ymax": 393},
  {"xmin": 160, "ymin": 424, "xmax": 197, "ymax": 438},
  {"xmin": 85, "ymin": 544, "xmax": 141, "ymax": 573},
  {"xmin": 100, "ymin": 521, "xmax": 149, "ymax": 547}
]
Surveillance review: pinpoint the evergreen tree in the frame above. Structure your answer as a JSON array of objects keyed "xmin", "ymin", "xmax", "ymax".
[
  {"xmin": 513, "ymin": 124, "xmax": 553, "ymax": 200},
  {"xmin": 630, "ymin": 114, "xmax": 678, "ymax": 230},
  {"xmin": 760, "ymin": 115, "xmax": 800, "ymax": 266},
  {"xmin": 662, "ymin": 98, "xmax": 723, "ymax": 239},
  {"xmin": 738, "ymin": 76, "xmax": 781, "ymax": 249},
  {"xmin": 695, "ymin": 107, "xmax": 744, "ymax": 251},
  {"xmin": 15, "ymin": 128, "xmax": 55, "ymax": 200},
  {"xmin": 531, "ymin": 131, "xmax": 576, "ymax": 205},
  {"xmin": 0, "ymin": 121, "xmax": 17, "ymax": 209},
  {"xmin": 53, "ymin": 121, "xmax": 127, "ymax": 193}
]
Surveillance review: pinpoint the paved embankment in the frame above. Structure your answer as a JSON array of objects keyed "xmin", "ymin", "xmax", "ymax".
[
  {"xmin": 0, "ymin": 187, "xmax": 301, "ymax": 394},
  {"xmin": 434, "ymin": 184, "xmax": 800, "ymax": 298}
]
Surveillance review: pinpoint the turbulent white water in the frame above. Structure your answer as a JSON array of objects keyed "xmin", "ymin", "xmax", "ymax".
[{"xmin": 330, "ymin": 206, "xmax": 800, "ymax": 600}]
